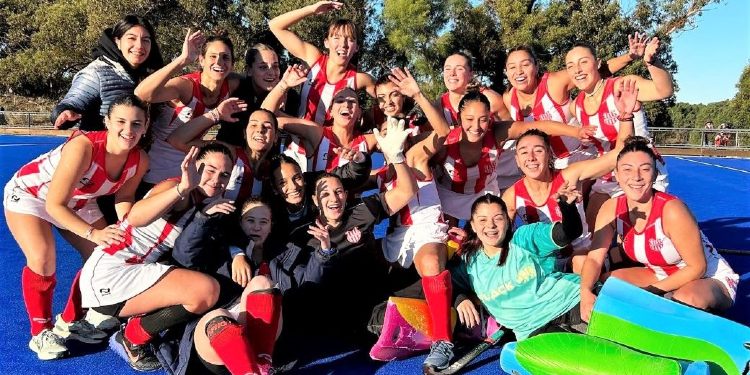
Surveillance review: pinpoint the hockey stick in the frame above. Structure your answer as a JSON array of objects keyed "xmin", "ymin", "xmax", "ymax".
[{"xmin": 437, "ymin": 329, "xmax": 505, "ymax": 375}]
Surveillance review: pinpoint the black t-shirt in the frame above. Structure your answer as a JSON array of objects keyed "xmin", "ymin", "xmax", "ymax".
[{"xmin": 215, "ymin": 76, "xmax": 301, "ymax": 146}]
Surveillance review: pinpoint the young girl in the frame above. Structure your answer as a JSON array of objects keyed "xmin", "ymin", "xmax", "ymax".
[
  {"xmin": 565, "ymin": 39, "xmax": 673, "ymax": 230},
  {"xmin": 80, "ymin": 143, "xmax": 234, "ymax": 371},
  {"xmin": 451, "ymin": 190, "xmax": 585, "ymax": 342},
  {"xmin": 269, "ymin": 0, "xmax": 376, "ymax": 124},
  {"xmin": 579, "ymin": 137, "xmax": 738, "ymax": 321},
  {"xmin": 52, "ymin": 15, "xmax": 164, "ymax": 131},
  {"xmin": 135, "ymin": 30, "xmax": 241, "ymax": 188},
  {"xmin": 4, "ymin": 94, "xmax": 150, "ymax": 360},
  {"xmin": 501, "ymin": 78, "xmax": 638, "ymax": 273},
  {"xmin": 264, "ymin": 65, "xmax": 378, "ymax": 173}
]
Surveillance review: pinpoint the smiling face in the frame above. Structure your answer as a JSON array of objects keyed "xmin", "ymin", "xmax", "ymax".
[
  {"xmin": 247, "ymin": 49, "xmax": 280, "ymax": 93},
  {"xmin": 245, "ymin": 110, "xmax": 277, "ymax": 152},
  {"xmin": 565, "ymin": 46, "xmax": 601, "ymax": 92},
  {"xmin": 515, "ymin": 134, "xmax": 551, "ymax": 179},
  {"xmin": 324, "ymin": 25, "xmax": 358, "ymax": 66},
  {"xmin": 505, "ymin": 50, "xmax": 538, "ymax": 92},
  {"xmin": 330, "ymin": 87, "xmax": 360, "ymax": 128},
  {"xmin": 314, "ymin": 176, "xmax": 347, "ymax": 222},
  {"xmin": 240, "ymin": 202, "xmax": 272, "ymax": 246},
  {"xmin": 443, "ymin": 54, "xmax": 472, "ymax": 93},
  {"xmin": 200, "ymin": 40, "xmax": 233, "ymax": 81},
  {"xmin": 459, "ymin": 100, "xmax": 491, "ymax": 143},
  {"xmin": 615, "ymin": 150, "xmax": 656, "ymax": 203},
  {"xmin": 375, "ymin": 81, "xmax": 405, "ymax": 118},
  {"xmin": 470, "ymin": 202, "xmax": 509, "ymax": 248},
  {"xmin": 273, "ymin": 161, "xmax": 305, "ymax": 206},
  {"xmin": 196, "ymin": 152, "xmax": 233, "ymax": 198},
  {"xmin": 105, "ymin": 104, "xmax": 148, "ymax": 151},
  {"xmin": 115, "ymin": 25, "xmax": 151, "ymax": 69}
]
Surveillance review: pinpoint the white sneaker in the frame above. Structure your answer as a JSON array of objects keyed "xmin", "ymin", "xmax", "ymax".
[
  {"xmin": 85, "ymin": 308, "xmax": 120, "ymax": 331},
  {"xmin": 53, "ymin": 314, "xmax": 107, "ymax": 344},
  {"xmin": 29, "ymin": 329, "xmax": 68, "ymax": 360}
]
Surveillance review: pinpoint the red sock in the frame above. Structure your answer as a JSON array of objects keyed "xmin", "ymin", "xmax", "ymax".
[
  {"xmin": 22, "ymin": 266, "xmax": 56, "ymax": 336},
  {"xmin": 60, "ymin": 270, "xmax": 83, "ymax": 323},
  {"xmin": 245, "ymin": 290, "xmax": 281, "ymax": 357},
  {"xmin": 422, "ymin": 270, "xmax": 452, "ymax": 342},
  {"xmin": 124, "ymin": 316, "xmax": 152, "ymax": 345},
  {"xmin": 207, "ymin": 317, "xmax": 259, "ymax": 375}
]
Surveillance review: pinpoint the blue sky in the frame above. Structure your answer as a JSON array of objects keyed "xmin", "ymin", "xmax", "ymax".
[{"xmin": 668, "ymin": 0, "xmax": 749, "ymax": 104}]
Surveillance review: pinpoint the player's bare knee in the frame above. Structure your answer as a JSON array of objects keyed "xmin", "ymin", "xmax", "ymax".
[
  {"xmin": 247, "ymin": 275, "xmax": 273, "ymax": 292},
  {"xmin": 191, "ymin": 276, "xmax": 220, "ymax": 312},
  {"xmin": 672, "ymin": 289, "xmax": 708, "ymax": 310},
  {"xmin": 25, "ymin": 250, "xmax": 55, "ymax": 275}
]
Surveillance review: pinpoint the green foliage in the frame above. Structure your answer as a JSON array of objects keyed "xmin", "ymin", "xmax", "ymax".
[{"xmin": 0, "ymin": 0, "xmax": 729, "ymax": 127}]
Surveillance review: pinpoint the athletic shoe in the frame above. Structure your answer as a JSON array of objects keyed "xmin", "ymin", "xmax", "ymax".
[
  {"xmin": 422, "ymin": 340, "xmax": 454, "ymax": 374},
  {"xmin": 53, "ymin": 314, "xmax": 107, "ymax": 344},
  {"xmin": 257, "ymin": 353, "xmax": 276, "ymax": 375},
  {"xmin": 115, "ymin": 327, "xmax": 162, "ymax": 372},
  {"xmin": 28, "ymin": 329, "xmax": 68, "ymax": 360},
  {"xmin": 85, "ymin": 308, "xmax": 120, "ymax": 331}
]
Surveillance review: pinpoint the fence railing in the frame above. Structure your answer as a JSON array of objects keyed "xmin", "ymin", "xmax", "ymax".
[
  {"xmin": 0, "ymin": 111, "xmax": 748, "ymax": 151},
  {"xmin": 649, "ymin": 127, "xmax": 750, "ymax": 150},
  {"xmin": 0, "ymin": 111, "xmax": 54, "ymax": 129}
]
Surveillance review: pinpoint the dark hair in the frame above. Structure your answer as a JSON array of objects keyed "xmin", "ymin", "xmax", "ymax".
[
  {"xmin": 110, "ymin": 15, "xmax": 164, "ymax": 77},
  {"xmin": 374, "ymin": 74, "xmax": 416, "ymax": 117},
  {"xmin": 196, "ymin": 142, "xmax": 233, "ymax": 161},
  {"xmin": 461, "ymin": 193, "xmax": 514, "ymax": 265},
  {"xmin": 327, "ymin": 19, "xmax": 357, "ymax": 41},
  {"xmin": 202, "ymin": 31, "xmax": 235, "ymax": 63},
  {"xmin": 244, "ymin": 43, "xmax": 278, "ymax": 70},
  {"xmin": 247, "ymin": 108, "xmax": 279, "ymax": 132},
  {"xmin": 516, "ymin": 129, "xmax": 555, "ymax": 171},
  {"xmin": 107, "ymin": 94, "xmax": 153, "ymax": 149},
  {"xmin": 506, "ymin": 45, "xmax": 538, "ymax": 66},
  {"xmin": 617, "ymin": 136, "xmax": 658, "ymax": 164},
  {"xmin": 269, "ymin": 154, "xmax": 301, "ymax": 176},
  {"xmin": 457, "ymin": 91, "xmax": 490, "ymax": 115},
  {"xmin": 446, "ymin": 50, "xmax": 475, "ymax": 72},
  {"xmin": 571, "ymin": 41, "xmax": 597, "ymax": 57}
]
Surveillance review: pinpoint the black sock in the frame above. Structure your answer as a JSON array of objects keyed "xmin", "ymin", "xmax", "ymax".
[{"xmin": 140, "ymin": 305, "xmax": 199, "ymax": 336}]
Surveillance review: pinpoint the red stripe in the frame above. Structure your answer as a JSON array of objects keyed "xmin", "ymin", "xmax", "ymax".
[
  {"xmin": 236, "ymin": 148, "xmax": 255, "ymax": 202},
  {"xmin": 104, "ymin": 225, "xmax": 134, "ymax": 255},
  {"xmin": 441, "ymin": 93, "xmax": 458, "ymax": 125}
]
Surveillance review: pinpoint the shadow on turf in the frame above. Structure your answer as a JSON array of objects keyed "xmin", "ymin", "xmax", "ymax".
[{"xmin": 700, "ymin": 217, "xmax": 750, "ymax": 251}]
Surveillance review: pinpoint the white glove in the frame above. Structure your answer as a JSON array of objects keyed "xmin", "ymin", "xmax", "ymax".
[{"xmin": 373, "ymin": 116, "xmax": 409, "ymax": 164}]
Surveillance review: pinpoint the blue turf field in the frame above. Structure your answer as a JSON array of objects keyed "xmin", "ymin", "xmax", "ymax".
[{"xmin": 0, "ymin": 135, "xmax": 748, "ymax": 374}]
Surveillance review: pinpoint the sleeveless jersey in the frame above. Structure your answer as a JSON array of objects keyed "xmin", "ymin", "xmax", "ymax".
[
  {"xmin": 145, "ymin": 71, "xmax": 231, "ymax": 183},
  {"xmin": 439, "ymin": 92, "xmax": 460, "ymax": 127},
  {"xmin": 224, "ymin": 147, "xmax": 265, "ymax": 205},
  {"xmin": 297, "ymin": 54, "xmax": 358, "ymax": 125},
  {"xmin": 508, "ymin": 73, "xmax": 580, "ymax": 159},
  {"xmin": 513, "ymin": 171, "xmax": 589, "ymax": 250},
  {"xmin": 376, "ymin": 167, "xmax": 443, "ymax": 227},
  {"xmin": 11, "ymin": 131, "xmax": 141, "ymax": 210},
  {"xmin": 285, "ymin": 126, "xmax": 369, "ymax": 173},
  {"xmin": 615, "ymin": 191, "xmax": 720, "ymax": 279},
  {"xmin": 439, "ymin": 127, "xmax": 499, "ymax": 194}
]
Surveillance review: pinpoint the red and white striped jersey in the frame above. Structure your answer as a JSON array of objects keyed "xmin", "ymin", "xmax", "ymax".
[
  {"xmin": 285, "ymin": 126, "xmax": 369, "ymax": 173},
  {"xmin": 297, "ymin": 54, "xmax": 358, "ymax": 125},
  {"xmin": 375, "ymin": 167, "xmax": 443, "ymax": 227},
  {"xmin": 99, "ymin": 204, "xmax": 194, "ymax": 265},
  {"xmin": 145, "ymin": 71, "xmax": 231, "ymax": 184},
  {"xmin": 439, "ymin": 92, "xmax": 460, "ymax": 127},
  {"xmin": 509, "ymin": 73, "xmax": 580, "ymax": 159},
  {"xmin": 616, "ymin": 191, "xmax": 721, "ymax": 279},
  {"xmin": 11, "ymin": 131, "xmax": 141, "ymax": 211},
  {"xmin": 439, "ymin": 127, "xmax": 499, "ymax": 194},
  {"xmin": 513, "ymin": 171, "xmax": 589, "ymax": 250},
  {"xmin": 224, "ymin": 147, "xmax": 264, "ymax": 205}
]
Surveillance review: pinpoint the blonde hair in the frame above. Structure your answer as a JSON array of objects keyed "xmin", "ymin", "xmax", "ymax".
[{"xmin": 241, "ymin": 198, "xmax": 271, "ymax": 217}]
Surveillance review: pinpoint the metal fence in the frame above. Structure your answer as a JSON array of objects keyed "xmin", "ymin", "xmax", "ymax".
[
  {"xmin": 650, "ymin": 127, "xmax": 750, "ymax": 151},
  {"xmin": 0, "ymin": 111, "xmax": 54, "ymax": 129}
]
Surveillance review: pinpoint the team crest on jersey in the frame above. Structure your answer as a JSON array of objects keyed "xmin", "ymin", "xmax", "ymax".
[
  {"xmin": 538, "ymin": 113, "xmax": 553, "ymax": 121},
  {"xmin": 554, "ymin": 205, "xmax": 562, "ymax": 218},
  {"xmin": 604, "ymin": 111, "xmax": 619, "ymax": 125},
  {"xmin": 648, "ymin": 238, "xmax": 664, "ymax": 252}
]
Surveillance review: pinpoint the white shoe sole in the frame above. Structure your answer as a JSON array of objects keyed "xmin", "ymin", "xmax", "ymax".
[
  {"xmin": 28, "ymin": 341, "xmax": 67, "ymax": 360},
  {"xmin": 52, "ymin": 326, "xmax": 106, "ymax": 344}
]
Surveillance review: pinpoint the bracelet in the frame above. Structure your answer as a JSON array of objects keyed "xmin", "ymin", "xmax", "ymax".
[
  {"xmin": 175, "ymin": 184, "xmax": 186, "ymax": 200},
  {"xmin": 207, "ymin": 108, "xmax": 220, "ymax": 124},
  {"xmin": 83, "ymin": 227, "xmax": 94, "ymax": 240},
  {"xmin": 617, "ymin": 114, "xmax": 634, "ymax": 122}
]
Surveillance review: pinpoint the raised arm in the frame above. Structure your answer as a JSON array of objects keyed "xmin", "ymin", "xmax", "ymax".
[
  {"xmin": 624, "ymin": 37, "xmax": 674, "ymax": 101},
  {"xmin": 502, "ymin": 119, "xmax": 593, "ymax": 145},
  {"xmin": 374, "ymin": 118, "xmax": 417, "ymax": 215},
  {"xmin": 563, "ymin": 78, "xmax": 637, "ymax": 182},
  {"xmin": 579, "ymin": 198, "xmax": 617, "ymax": 322},
  {"xmin": 134, "ymin": 29, "xmax": 205, "ymax": 104},
  {"xmin": 126, "ymin": 147, "xmax": 201, "ymax": 227},
  {"xmin": 268, "ymin": 1, "xmax": 342, "ymax": 66},
  {"xmin": 167, "ymin": 98, "xmax": 248, "ymax": 152},
  {"xmin": 261, "ymin": 64, "xmax": 308, "ymax": 114}
]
